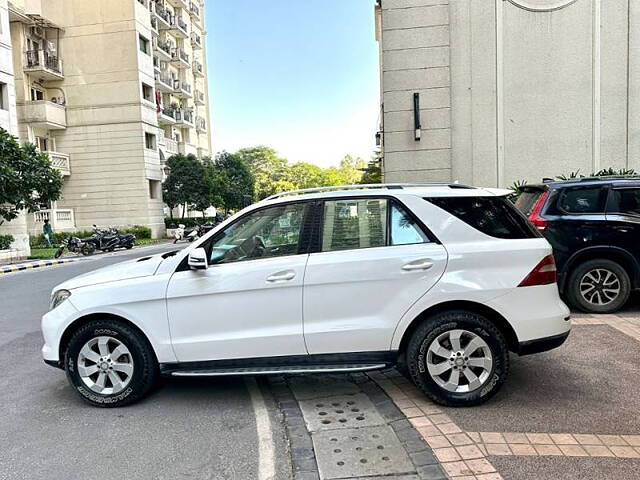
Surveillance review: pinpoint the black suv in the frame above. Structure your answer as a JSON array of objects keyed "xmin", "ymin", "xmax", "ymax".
[{"xmin": 514, "ymin": 177, "xmax": 640, "ymax": 313}]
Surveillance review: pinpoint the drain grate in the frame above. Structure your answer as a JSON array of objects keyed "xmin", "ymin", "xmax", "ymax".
[
  {"xmin": 298, "ymin": 393, "xmax": 385, "ymax": 432},
  {"xmin": 312, "ymin": 425, "xmax": 414, "ymax": 479}
]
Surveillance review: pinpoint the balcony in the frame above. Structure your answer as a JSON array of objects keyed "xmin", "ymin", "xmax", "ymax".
[
  {"xmin": 170, "ymin": 47, "xmax": 190, "ymax": 69},
  {"xmin": 24, "ymin": 50, "xmax": 64, "ymax": 81},
  {"xmin": 188, "ymin": 1, "xmax": 200, "ymax": 19},
  {"xmin": 152, "ymin": 1, "xmax": 172, "ymax": 29},
  {"xmin": 150, "ymin": 15, "xmax": 159, "ymax": 36},
  {"xmin": 154, "ymin": 71, "xmax": 174, "ymax": 93},
  {"xmin": 17, "ymin": 100, "xmax": 66, "ymax": 130},
  {"xmin": 153, "ymin": 55, "xmax": 161, "ymax": 72},
  {"xmin": 155, "ymin": 38, "xmax": 173, "ymax": 61},
  {"xmin": 167, "ymin": 0, "xmax": 188, "ymax": 9},
  {"xmin": 46, "ymin": 152, "xmax": 71, "ymax": 176},
  {"xmin": 175, "ymin": 109, "xmax": 194, "ymax": 128},
  {"xmin": 191, "ymin": 31, "xmax": 202, "ymax": 50},
  {"xmin": 33, "ymin": 209, "xmax": 76, "ymax": 232},
  {"xmin": 159, "ymin": 132, "xmax": 179, "ymax": 155},
  {"xmin": 196, "ymin": 116, "xmax": 207, "ymax": 133},
  {"xmin": 173, "ymin": 79, "xmax": 192, "ymax": 98},
  {"xmin": 158, "ymin": 106, "xmax": 177, "ymax": 125},
  {"xmin": 194, "ymin": 89, "xmax": 205, "ymax": 105},
  {"xmin": 193, "ymin": 60, "xmax": 204, "ymax": 77},
  {"xmin": 170, "ymin": 15, "xmax": 189, "ymax": 39}
]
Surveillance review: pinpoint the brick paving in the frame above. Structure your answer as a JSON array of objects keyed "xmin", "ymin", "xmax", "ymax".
[{"xmin": 369, "ymin": 312, "xmax": 640, "ymax": 479}]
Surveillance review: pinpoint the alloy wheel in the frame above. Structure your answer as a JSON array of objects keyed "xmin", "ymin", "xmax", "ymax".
[
  {"xmin": 77, "ymin": 336, "xmax": 134, "ymax": 395},
  {"xmin": 579, "ymin": 268, "xmax": 621, "ymax": 307},
  {"xmin": 426, "ymin": 329, "xmax": 493, "ymax": 393}
]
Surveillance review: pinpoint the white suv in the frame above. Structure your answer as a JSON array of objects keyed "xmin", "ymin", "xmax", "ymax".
[{"xmin": 42, "ymin": 184, "xmax": 571, "ymax": 407}]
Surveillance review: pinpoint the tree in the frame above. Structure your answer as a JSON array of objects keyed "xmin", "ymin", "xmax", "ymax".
[
  {"xmin": 359, "ymin": 158, "xmax": 382, "ymax": 184},
  {"xmin": 289, "ymin": 162, "xmax": 327, "ymax": 190},
  {"xmin": 209, "ymin": 151, "xmax": 254, "ymax": 212},
  {"xmin": 162, "ymin": 154, "xmax": 210, "ymax": 219},
  {"xmin": 236, "ymin": 146, "xmax": 289, "ymax": 200},
  {"xmin": 0, "ymin": 128, "xmax": 63, "ymax": 225}
]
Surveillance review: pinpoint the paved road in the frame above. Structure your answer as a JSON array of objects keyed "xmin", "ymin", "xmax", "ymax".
[{"xmin": 0, "ymin": 244, "xmax": 291, "ymax": 480}]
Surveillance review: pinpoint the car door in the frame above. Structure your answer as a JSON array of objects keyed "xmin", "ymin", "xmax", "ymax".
[
  {"xmin": 166, "ymin": 201, "xmax": 311, "ymax": 362},
  {"xmin": 605, "ymin": 186, "xmax": 640, "ymax": 259},
  {"xmin": 302, "ymin": 196, "xmax": 448, "ymax": 354}
]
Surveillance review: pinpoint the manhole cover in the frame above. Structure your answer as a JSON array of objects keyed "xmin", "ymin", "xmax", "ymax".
[
  {"xmin": 298, "ymin": 393, "xmax": 385, "ymax": 432},
  {"xmin": 313, "ymin": 425, "xmax": 414, "ymax": 479},
  {"xmin": 289, "ymin": 375, "xmax": 360, "ymax": 401}
]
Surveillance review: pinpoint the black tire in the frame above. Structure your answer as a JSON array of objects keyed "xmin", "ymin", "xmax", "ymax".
[
  {"xmin": 125, "ymin": 244, "xmax": 133, "ymax": 250},
  {"xmin": 64, "ymin": 319, "xmax": 158, "ymax": 408},
  {"xmin": 406, "ymin": 310, "xmax": 509, "ymax": 407},
  {"xmin": 566, "ymin": 259, "xmax": 630, "ymax": 313},
  {"xmin": 81, "ymin": 245, "xmax": 95, "ymax": 256},
  {"xmin": 54, "ymin": 247, "xmax": 64, "ymax": 259}
]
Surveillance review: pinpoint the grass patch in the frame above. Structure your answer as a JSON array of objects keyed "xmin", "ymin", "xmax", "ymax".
[{"xmin": 28, "ymin": 248, "xmax": 59, "ymax": 260}]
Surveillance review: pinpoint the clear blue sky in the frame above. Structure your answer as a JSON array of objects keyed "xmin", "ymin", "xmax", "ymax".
[{"xmin": 206, "ymin": 0, "xmax": 380, "ymax": 168}]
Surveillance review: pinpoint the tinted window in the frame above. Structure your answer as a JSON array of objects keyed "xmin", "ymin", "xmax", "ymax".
[
  {"xmin": 391, "ymin": 203, "xmax": 428, "ymax": 245},
  {"xmin": 210, "ymin": 203, "xmax": 306, "ymax": 264},
  {"xmin": 607, "ymin": 188, "xmax": 640, "ymax": 216},
  {"xmin": 321, "ymin": 199, "xmax": 387, "ymax": 252},
  {"xmin": 558, "ymin": 187, "xmax": 607, "ymax": 214},
  {"xmin": 514, "ymin": 189, "xmax": 545, "ymax": 215},
  {"xmin": 426, "ymin": 196, "xmax": 539, "ymax": 239}
]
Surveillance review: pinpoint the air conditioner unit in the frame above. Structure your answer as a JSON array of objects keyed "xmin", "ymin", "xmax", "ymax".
[
  {"xmin": 50, "ymin": 97, "xmax": 65, "ymax": 105},
  {"xmin": 30, "ymin": 26, "xmax": 45, "ymax": 38}
]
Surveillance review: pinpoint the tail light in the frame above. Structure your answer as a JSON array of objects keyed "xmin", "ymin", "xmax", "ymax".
[
  {"xmin": 528, "ymin": 191, "xmax": 549, "ymax": 232},
  {"xmin": 518, "ymin": 254, "xmax": 557, "ymax": 287}
]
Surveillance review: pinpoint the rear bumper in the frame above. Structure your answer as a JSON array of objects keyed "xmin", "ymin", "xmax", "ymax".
[{"xmin": 518, "ymin": 330, "xmax": 570, "ymax": 356}]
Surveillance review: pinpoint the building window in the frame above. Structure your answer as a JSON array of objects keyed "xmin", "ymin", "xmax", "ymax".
[
  {"xmin": 36, "ymin": 136, "xmax": 48, "ymax": 152},
  {"xmin": 30, "ymin": 87, "xmax": 44, "ymax": 101},
  {"xmin": 149, "ymin": 180, "xmax": 161, "ymax": 199},
  {"xmin": 139, "ymin": 34, "xmax": 150, "ymax": 55},
  {"xmin": 0, "ymin": 82, "xmax": 6, "ymax": 110},
  {"xmin": 142, "ymin": 83, "xmax": 153, "ymax": 102},
  {"xmin": 144, "ymin": 132, "xmax": 156, "ymax": 150}
]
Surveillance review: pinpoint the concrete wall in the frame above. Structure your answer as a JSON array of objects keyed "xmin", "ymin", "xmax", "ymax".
[{"xmin": 378, "ymin": 0, "xmax": 639, "ymax": 188}]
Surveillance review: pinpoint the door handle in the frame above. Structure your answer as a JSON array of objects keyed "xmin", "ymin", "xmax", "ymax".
[
  {"xmin": 402, "ymin": 259, "xmax": 434, "ymax": 271},
  {"xmin": 266, "ymin": 270, "xmax": 296, "ymax": 282}
]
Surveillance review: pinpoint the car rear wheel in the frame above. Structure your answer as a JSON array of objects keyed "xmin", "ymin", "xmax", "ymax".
[
  {"xmin": 567, "ymin": 259, "xmax": 630, "ymax": 313},
  {"xmin": 406, "ymin": 311, "xmax": 509, "ymax": 407},
  {"xmin": 64, "ymin": 319, "xmax": 158, "ymax": 407}
]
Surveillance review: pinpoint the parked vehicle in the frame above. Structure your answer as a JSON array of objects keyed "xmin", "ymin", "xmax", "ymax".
[
  {"xmin": 109, "ymin": 228, "xmax": 135, "ymax": 250},
  {"xmin": 42, "ymin": 183, "xmax": 570, "ymax": 408},
  {"xmin": 87, "ymin": 225, "xmax": 121, "ymax": 252},
  {"xmin": 173, "ymin": 224, "xmax": 186, "ymax": 243},
  {"xmin": 54, "ymin": 236, "xmax": 96, "ymax": 258},
  {"xmin": 174, "ymin": 223, "xmax": 214, "ymax": 243},
  {"xmin": 515, "ymin": 176, "xmax": 640, "ymax": 313}
]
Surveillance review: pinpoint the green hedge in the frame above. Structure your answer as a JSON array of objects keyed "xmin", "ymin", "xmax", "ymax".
[
  {"xmin": 0, "ymin": 234, "xmax": 14, "ymax": 250},
  {"xmin": 165, "ymin": 217, "xmax": 217, "ymax": 229},
  {"xmin": 30, "ymin": 226, "xmax": 151, "ymax": 247}
]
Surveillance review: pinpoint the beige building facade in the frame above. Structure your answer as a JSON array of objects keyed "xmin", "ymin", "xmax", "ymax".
[
  {"xmin": 376, "ymin": 0, "xmax": 640, "ymax": 188},
  {"xmin": 1, "ymin": 0, "xmax": 211, "ymax": 243}
]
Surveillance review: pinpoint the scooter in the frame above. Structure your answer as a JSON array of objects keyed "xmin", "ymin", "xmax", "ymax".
[
  {"xmin": 109, "ymin": 228, "xmax": 136, "ymax": 250},
  {"xmin": 173, "ymin": 224, "xmax": 186, "ymax": 243},
  {"xmin": 88, "ymin": 225, "xmax": 120, "ymax": 252}
]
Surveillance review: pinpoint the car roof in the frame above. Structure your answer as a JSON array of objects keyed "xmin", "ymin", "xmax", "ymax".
[
  {"xmin": 257, "ymin": 183, "xmax": 512, "ymax": 205},
  {"xmin": 525, "ymin": 177, "xmax": 640, "ymax": 190}
]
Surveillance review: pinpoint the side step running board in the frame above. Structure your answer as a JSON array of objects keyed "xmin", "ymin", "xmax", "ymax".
[{"xmin": 170, "ymin": 363, "xmax": 388, "ymax": 377}]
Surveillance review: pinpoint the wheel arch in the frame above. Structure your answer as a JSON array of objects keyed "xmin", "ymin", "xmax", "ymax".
[
  {"xmin": 58, "ymin": 312, "xmax": 158, "ymax": 365},
  {"xmin": 561, "ymin": 246, "xmax": 640, "ymax": 291},
  {"xmin": 396, "ymin": 301, "xmax": 520, "ymax": 360}
]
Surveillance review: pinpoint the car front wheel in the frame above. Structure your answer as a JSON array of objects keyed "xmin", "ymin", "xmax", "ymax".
[
  {"xmin": 567, "ymin": 259, "xmax": 630, "ymax": 313},
  {"xmin": 407, "ymin": 311, "xmax": 509, "ymax": 407},
  {"xmin": 64, "ymin": 319, "xmax": 158, "ymax": 407}
]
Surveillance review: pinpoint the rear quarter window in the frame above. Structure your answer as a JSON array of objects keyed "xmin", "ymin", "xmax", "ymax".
[
  {"xmin": 425, "ymin": 196, "xmax": 540, "ymax": 239},
  {"xmin": 514, "ymin": 189, "xmax": 544, "ymax": 215}
]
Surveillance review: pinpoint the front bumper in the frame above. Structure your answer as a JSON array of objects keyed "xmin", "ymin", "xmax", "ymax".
[
  {"xmin": 518, "ymin": 330, "xmax": 570, "ymax": 355},
  {"xmin": 41, "ymin": 297, "xmax": 79, "ymax": 364}
]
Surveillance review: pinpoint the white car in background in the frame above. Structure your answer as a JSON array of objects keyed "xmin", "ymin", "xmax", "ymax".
[{"xmin": 42, "ymin": 183, "xmax": 571, "ymax": 408}]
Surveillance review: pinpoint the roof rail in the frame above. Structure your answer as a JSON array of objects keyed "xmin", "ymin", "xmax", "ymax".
[
  {"xmin": 264, "ymin": 183, "xmax": 474, "ymax": 201},
  {"xmin": 577, "ymin": 175, "xmax": 640, "ymax": 181}
]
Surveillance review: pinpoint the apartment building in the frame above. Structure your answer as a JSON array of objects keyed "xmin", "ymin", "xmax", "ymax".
[
  {"xmin": 2, "ymin": 0, "xmax": 211, "ymax": 242},
  {"xmin": 376, "ymin": 0, "xmax": 640, "ymax": 187}
]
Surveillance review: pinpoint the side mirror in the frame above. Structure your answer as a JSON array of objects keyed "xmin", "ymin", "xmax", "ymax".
[{"xmin": 188, "ymin": 247, "xmax": 208, "ymax": 270}]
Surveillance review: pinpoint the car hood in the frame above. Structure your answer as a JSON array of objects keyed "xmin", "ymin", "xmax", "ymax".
[{"xmin": 56, "ymin": 254, "xmax": 167, "ymax": 291}]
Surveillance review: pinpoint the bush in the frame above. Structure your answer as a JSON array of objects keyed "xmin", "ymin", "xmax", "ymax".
[
  {"xmin": 123, "ymin": 226, "xmax": 151, "ymax": 239},
  {"xmin": 0, "ymin": 234, "xmax": 14, "ymax": 250},
  {"xmin": 164, "ymin": 217, "xmax": 217, "ymax": 229},
  {"xmin": 30, "ymin": 225, "xmax": 151, "ymax": 247}
]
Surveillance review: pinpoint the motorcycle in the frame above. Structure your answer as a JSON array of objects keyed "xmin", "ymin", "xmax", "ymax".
[
  {"xmin": 109, "ymin": 227, "xmax": 136, "ymax": 250},
  {"xmin": 88, "ymin": 225, "xmax": 120, "ymax": 252},
  {"xmin": 54, "ymin": 236, "xmax": 96, "ymax": 258},
  {"xmin": 173, "ymin": 224, "xmax": 214, "ymax": 243}
]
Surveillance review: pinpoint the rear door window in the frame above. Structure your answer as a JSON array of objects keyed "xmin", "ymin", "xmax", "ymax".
[
  {"xmin": 425, "ymin": 196, "xmax": 540, "ymax": 239},
  {"xmin": 607, "ymin": 188, "xmax": 640, "ymax": 216},
  {"xmin": 558, "ymin": 187, "xmax": 607, "ymax": 214}
]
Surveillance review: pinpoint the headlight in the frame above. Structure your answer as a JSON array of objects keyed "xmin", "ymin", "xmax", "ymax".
[{"xmin": 50, "ymin": 290, "xmax": 71, "ymax": 311}]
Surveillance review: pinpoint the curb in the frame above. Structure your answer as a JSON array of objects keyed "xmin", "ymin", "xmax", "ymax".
[{"xmin": 0, "ymin": 258, "xmax": 75, "ymax": 275}]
